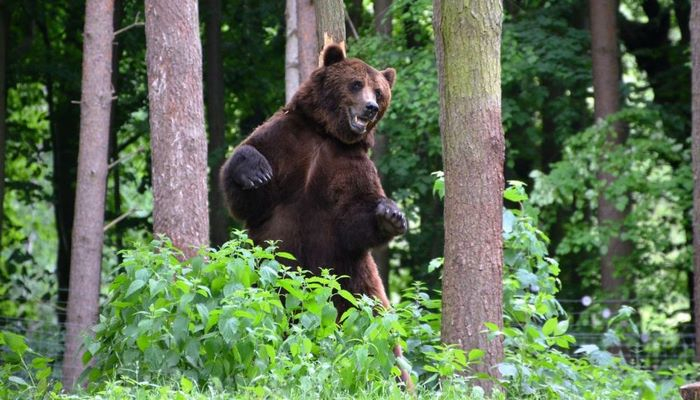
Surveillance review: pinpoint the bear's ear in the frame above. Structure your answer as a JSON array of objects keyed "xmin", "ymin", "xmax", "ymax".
[
  {"xmin": 381, "ymin": 68, "xmax": 396, "ymax": 88},
  {"xmin": 322, "ymin": 44, "xmax": 346, "ymax": 67}
]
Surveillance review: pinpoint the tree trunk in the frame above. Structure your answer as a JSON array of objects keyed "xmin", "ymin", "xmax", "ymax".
[
  {"xmin": 370, "ymin": 0, "xmax": 393, "ymax": 291},
  {"xmin": 590, "ymin": 0, "xmax": 631, "ymax": 299},
  {"xmin": 690, "ymin": 0, "xmax": 700, "ymax": 363},
  {"xmin": 434, "ymin": 0, "xmax": 505, "ymax": 392},
  {"xmin": 0, "ymin": 1, "xmax": 7, "ymax": 250},
  {"xmin": 145, "ymin": 0, "xmax": 209, "ymax": 259},
  {"xmin": 204, "ymin": 0, "xmax": 229, "ymax": 247},
  {"xmin": 374, "ymin": 0, "xmax": 392, "ymax": 36},
  {"xmin": 62, "ymin": 0, "xmax": 114, "ymax": 389},
  {"xmin": 297, "ymin": 0, "xmax": 317, "ymax": 81},
  {"xmin": 313, "ymin": 0, "xmax": 345, "ymax": 59},
  {"xmin": 285, "ymin": 0, "xmax": 300, "ymax": 103},
  {"xmin": 109, "ymin": 0, "xmax": 124, "ymax": 265}
]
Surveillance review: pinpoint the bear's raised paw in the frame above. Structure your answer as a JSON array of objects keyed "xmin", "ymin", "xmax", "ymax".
[
  {"xmin": 375, "ymin": 198, "xmax": 407, "ymax": 237},
  {"xmin": 228, "ymin": 145, "xmax": 273, "ymax": 190}
]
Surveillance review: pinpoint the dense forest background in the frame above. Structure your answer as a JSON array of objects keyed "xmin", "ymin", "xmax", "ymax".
[{"xmin": 1, "ymin": 0, "xmax": 699, "ymax": 397}]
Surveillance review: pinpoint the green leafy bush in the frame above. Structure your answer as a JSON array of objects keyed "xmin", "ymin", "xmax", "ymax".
[
  {"xmin": 431, "ymin": 175, "xmax": 687, "ymax": 399},
  {"xmin": 84, "ymin": 233, "xmax": 468, "ymax": 396},
  {"xmin": 0, "ymin": 330, "xmax": 60, "ymax": 397}
]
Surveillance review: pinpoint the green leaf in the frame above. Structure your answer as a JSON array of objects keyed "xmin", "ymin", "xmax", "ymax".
[
  {"xmin": 8, "ymin": 376, "xmax": 28, "ymax": 386},
  {"xmin": 468, "ymin": 348, "xmax": 485, "ymax": 362},
  {"xmin": 276, "ymin": 251, "xmax": 297, "ymax": 261},
  {"xmin": 542, "ymin": 317, "xmax": 558, "ymax": 336},
  {"xmin": 125, "ymin": 279, "xmax": 146, "ymax": 297},
  {"xmin": 180, "ymin": 376, "xmax": 194, "ymax": 393},
  {"xmin": 3, "ymin": 331, "xmax": 28, "ymax": 356}
]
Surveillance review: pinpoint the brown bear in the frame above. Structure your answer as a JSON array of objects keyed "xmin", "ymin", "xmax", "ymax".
[{"xmin": 220, "ymin": 44, "xmax": 411, "ymax": 386}]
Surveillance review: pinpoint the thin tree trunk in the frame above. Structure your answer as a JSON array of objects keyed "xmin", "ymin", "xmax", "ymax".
[
  {"xmin": 0, "ymin": 1, "xmax": 7, "ymax": 250},
  {"xmin": 370, "ymin": 0, "xmax": 393, "ymax": 291},
  {"xmin": 374, "ymin": 0, "xmax": 392, "ymax": 36},
  {"xmin": 590, "ymin": 0, "xmax": 631, "ymax": 298},
  {"xmin": 435, "ymin": 0, "xmax": 505, "ymax": 393},
  {"xmin": 313, "ymin": 0, "xmax": 345, "ymax": 58},
  {"xmin": 204, "ymin": 0, "xmax": 229, "ymax": 247},
  {"xmin": 285, "ymin": 0, "xmax": 300, "ymax": 102},
  {"xmin": 62, "ymin": 0, "xmax": 114, "ymax": 389},
  {"xmin": 298, "ymin": 0, "xmax": 318, "ymax": 81},
  {"xmin": 109, "ymin": 0, "xmax": 124, "ymax": 264},
  {"xmin": 145, "ymin": 0, "xmax": 209, "ymax": 258},
  {"xmin": 690, "ymin": 0, "xmax": 700, "ymax": 363}
]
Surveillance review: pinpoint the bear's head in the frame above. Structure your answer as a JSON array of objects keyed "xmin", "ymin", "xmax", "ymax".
[{"xmin": 289, "ymin": 44, "xmax": 396, "ymax": 146}]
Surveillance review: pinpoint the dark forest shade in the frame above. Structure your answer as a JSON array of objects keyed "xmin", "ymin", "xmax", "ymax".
[{"xmin": 204, "ymin": 0, "xmax": 229, "ymax": 247}]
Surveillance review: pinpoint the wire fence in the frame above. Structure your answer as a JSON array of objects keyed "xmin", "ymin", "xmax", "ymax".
[{"xmin": 1, "ymin": 297, "xmax": 696, "ymax": 374}]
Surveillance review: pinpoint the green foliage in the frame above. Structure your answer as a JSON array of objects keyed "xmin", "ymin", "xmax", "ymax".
[
  {"xmin": 530, "ymin": 108, "xmax": 691, "ymax": 310},
  {"xmin": 0, "ymin": 330, "xmax": 61, "ymax": 397},
  {"xmin": 84, "ymin": 232, "xmax": 467, "ymax": 396},
  {"xmin": 497, "ymin": 182, "xmax": 683, "ymax": 399}
]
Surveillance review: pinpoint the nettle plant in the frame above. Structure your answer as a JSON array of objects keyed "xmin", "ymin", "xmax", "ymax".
[
  {"xmin": 431, "ymin": 176, "xmax": 681, "ymax": 399},
  {"xmin": 83, "ymin": 233, "xmax": 468, "ymax": 395}
]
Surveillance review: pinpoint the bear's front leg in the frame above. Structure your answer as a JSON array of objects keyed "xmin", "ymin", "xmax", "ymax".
[{"xmin": 375, "ymin": 198, "xmax": 407, "ymax": 237}]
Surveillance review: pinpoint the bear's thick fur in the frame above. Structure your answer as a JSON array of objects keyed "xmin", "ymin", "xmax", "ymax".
[{"xmin": 220, "ymin": 44, "xmax": 406, "ymax": 317}]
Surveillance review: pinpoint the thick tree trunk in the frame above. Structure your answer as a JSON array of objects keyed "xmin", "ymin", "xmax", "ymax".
[
  {"xmin": 297, "ymin": 0, "xmax": 317, "ymax": 81},
  {"xmin": 374, "ymin": 0, "xmax": 392, "ymax": 36},
  {"xmin": 313, "ymin": 0, "xmax": 345, "ymax": 59},
  {"xmin": 434, "ymin": 0, "xmax": 505, "ymax": 392},
  {"xmin": 590, "ymin": 0, "xmax": 631, "ymax": 298},
  {"xmin": 145, "ymin": 0, "xmax": 209, "ymax": 258},
  {"xmin": 204, "ymin": 0, "xmax": 229, "ymax": 247},
  {"xmin": 62, "ymin": 0, "xmax": 114, "ymax": 389},
  {"xmin": 285, "ymin": 0, "xmax": 300, "ymax": 103},
  {"xmin": 690, "ymin": 0, "xmax": 700, "ymax": 363},
  {"xmin": 0, "ymin": 1, "xmax": 7, "ymax": 249}
]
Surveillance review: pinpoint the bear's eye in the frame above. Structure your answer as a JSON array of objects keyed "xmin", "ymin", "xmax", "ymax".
[
  {"xmin": 375, "ymin": 89, "xmax": 383, "ymax": 100},
  {"xmin": 350, "ymin": 81, "xmax": 363, "ymax": 92}
]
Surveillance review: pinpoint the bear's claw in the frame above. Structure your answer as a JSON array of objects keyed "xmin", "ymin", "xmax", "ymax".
[
  {"xmin": 375, "ymin": 198, "xmax": 407, "ymax": 237},
  {"xmin": 230, "ymin": 146, "xmax": 273, "ymax": 190}
]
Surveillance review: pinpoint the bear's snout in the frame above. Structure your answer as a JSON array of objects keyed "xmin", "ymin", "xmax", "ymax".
[{"xmin": 364, "ymin": 101, "xmax": 379, "ymax": 119}]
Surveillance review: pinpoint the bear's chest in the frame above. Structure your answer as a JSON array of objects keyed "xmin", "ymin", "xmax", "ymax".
[{"xmin": 302, "ymin": 142, "xmax": 379, "ymax": 205}]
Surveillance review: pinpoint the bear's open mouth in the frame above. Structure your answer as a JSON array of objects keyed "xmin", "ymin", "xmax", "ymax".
[{"xmin": 348, "ymin": 110, "xmax": 373, "ymax": 135}]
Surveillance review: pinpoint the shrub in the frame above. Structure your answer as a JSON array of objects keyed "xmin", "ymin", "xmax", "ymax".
[{"xmin": 83, "ymin": 233, "xmax": 468, "ymax": 396}]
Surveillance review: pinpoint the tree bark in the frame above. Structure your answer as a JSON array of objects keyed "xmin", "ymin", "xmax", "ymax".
[
  {"xmin": 370, "ymin": 0, "xmax": 393, "ymax": 291},
  {"xmin": 0, "ymin": 1, "xmax": 7, "ymax": 250},
  {"xmin": 434, "ymin": 0, "xmax": 505, "ymax": 392},
  {"xmin": 297, "ymin": 0, "xmax": 318, "ymax": 81},
  {"xmin": 108, "ymin": 0, "xmax": 124, "ymax": 265},
  {"xmin": 62, "ymin": 0, "xmax": 114, "ymax": 389},
  {"xmin": 374, "ymin": 0, "xmax": 392, "ymax": 36},
  {"xmin": 145, "ymin": 0, "xmax": 209, "ymax": 258},
  {"xmin": 313, "ymin": 0, "xmax": 345, "ymax": 61},
  {"xmin": 204, "ymin": 0, "xmax": 229, "ymax": 247},
  {"xmin": 285, "ymin": 0, "xmax": 300, "ymax": 103},
  {"xmin": 589, "ymin": 0, "xmax": 631, "ymax": 299},
  {"xmin": 690, "ymin": 0, "xmax": 700, "ymax": 363}
]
